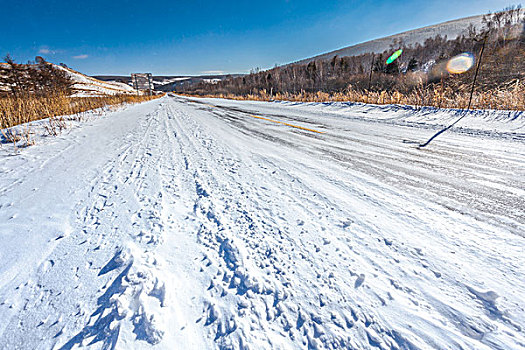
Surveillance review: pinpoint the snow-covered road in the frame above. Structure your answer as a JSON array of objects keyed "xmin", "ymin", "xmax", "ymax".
[{"xmin": 0, "ymin": 95, "xmax": 524, "ymax": 349}]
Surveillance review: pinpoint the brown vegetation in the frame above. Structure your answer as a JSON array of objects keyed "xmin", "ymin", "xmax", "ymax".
[
  {"xmin": 0, "ymin": 94, "xmax": 161, "ymax": 146},
  {"xmin": 181, "ymin": 7, "xmax": 525, "ymax": 111},
  {"xmin": 183, "ymin": 79, "xmax": 524, "ymax": 111},
  {"xmin": 1, "ymin": 55, "xmax": 73, "ymax": 97},
  {"xmin": 0, "ymin": 55, "xmax": 162, "ymax": 147},
  {"xmin": 0, "ymin": 94, "xmax": 159, "ymax": 129}
]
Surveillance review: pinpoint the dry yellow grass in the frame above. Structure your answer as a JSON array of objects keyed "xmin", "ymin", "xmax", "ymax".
[
  {"xmin": 182, "ymin": 81, "xmax": 524, "ymax": 111},
  {"xmin": 0, "ymin": 93, "xmax": 162, "ymax": 147},
  {"xmin": 0, "ymin": 94, "xmax": 162, "ymax": 130}
]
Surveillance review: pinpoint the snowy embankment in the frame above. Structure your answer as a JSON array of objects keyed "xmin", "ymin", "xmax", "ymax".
[
  {"xmin": 54, "ymin": 65, "xmax": 137, "ymax": 97},
  {"xmin": 200, "ymin": 97, "xmax": 525, "ymax": 137},
  {"xmin": 0, "ymin": 95, "xmax": 524, "ymax": 349}
]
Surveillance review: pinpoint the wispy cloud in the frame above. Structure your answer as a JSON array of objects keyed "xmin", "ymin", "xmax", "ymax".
[
  {"xmin": 38, "ymin": 46, "xmax": 55, "ymax": 55},
  {"xmin": 72, "ymin": 54, "xmax": 89, "ymax": 59},
  {"xmin": 201, "ymin": 70, "xmax": 225, "ymax": 75}
]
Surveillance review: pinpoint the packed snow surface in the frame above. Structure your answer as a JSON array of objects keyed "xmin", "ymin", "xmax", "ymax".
[{"xmin": 0, "ymin": 95, "xmax": 524, "ymax": 349}]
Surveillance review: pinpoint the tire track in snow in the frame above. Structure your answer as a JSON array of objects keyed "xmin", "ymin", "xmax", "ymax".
[
  {"xmin": 165, "ymin": 101, "xmax": 425, "ymax": 349},
  {"xmin": 195, "ymin": 100, "xmax": 524, "ymax": 235},
  {"xmin": 167, "ymin": 96, "xmax": 525, "ymax": 349}
]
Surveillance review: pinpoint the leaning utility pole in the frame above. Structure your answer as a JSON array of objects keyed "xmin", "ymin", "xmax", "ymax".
[
  {"xmin": 367, "ymin": 53, "xmax": 375, "ymax": 91},
  {"xmin": 466, "ymin": 35, "xmax": 487, "ymax": 110},
  {"xmin": 419, "ymin": 34, "xmax": 488, "ymax": 148}
]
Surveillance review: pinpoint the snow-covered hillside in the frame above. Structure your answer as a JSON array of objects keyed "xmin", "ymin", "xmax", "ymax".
[
  {"xmin": 54, "ymin": 65, "xmax": 138, "ymax": 96},
  {"xmin": 294, "ymin": 14, "xmax": 485, "ymax": 65},
  {"xmin": 0, "ymin": 96, "xmax": 523, "ymax": 349},
  {"xmin": 1, "ymin": 63, "xmax": 138, "ymax": 96}
]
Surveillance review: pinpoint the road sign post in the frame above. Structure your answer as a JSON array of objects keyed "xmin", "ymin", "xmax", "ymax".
[{"xmin": 131, "ymin": 73, "xmax": 154, "ymax": 95}]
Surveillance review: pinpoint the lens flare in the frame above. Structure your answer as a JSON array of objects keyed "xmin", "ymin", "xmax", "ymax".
[
  {"xmin": 386, "ymin": 49, "xmax": 403, "ymax": 65},
  {"xmin": 446, "ymin": 53, "xmax": 475, "ymax": 74}
]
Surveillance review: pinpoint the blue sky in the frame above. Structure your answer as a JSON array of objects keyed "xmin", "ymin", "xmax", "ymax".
[{"xmin": 0, "ymin": 0, "xmax": 515, "ymax": 75}]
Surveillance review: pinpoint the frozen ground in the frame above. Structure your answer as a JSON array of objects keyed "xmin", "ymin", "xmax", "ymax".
[{"xmin": 0, "ymin": 95, "xmax": 524, "ymax": 349}]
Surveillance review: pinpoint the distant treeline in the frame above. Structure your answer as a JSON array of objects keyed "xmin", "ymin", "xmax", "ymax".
[{"xmin": 181, "ymin": 7, "xmax": 525, "ymax": 110}]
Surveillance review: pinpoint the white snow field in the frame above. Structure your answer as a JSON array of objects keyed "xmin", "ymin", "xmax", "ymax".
[{"xmin": 0, "ymin": 95, "xmax": 524, "ymax": 349}]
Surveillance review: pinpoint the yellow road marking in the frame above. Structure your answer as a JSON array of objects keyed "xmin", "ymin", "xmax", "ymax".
[
  {"xmin": 249, "ymin": 115, "xmax": 325, "ymax": 134},
  {"xmin": 202, "ymin": 103, "xmax": 325, "ymax": 134}
]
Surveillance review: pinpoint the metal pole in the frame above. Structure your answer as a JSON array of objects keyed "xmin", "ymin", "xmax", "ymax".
[
  {"xmin": 368, "ymin": 53, "xmax": 375, "ymax": 91},
  {"xmin": 148, "ymin": 73, "xmax": 153, "ymax": 96},
  {"xmin": 419, "ymin": 34, "xmax": 487, "ymax": 148},
  {"xmin": 466, "ymin": 35, "xmax": 487, "ymax": 110}
]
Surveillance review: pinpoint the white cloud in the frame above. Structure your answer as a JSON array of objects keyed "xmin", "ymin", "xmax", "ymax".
[
  {"xmin": 201, "ymin": 70, "xmax": 225, "ymax": 75},
  {"xmin": 38, "ymin": 46, "xmax": 56, "ymax": 55},
  {"xmin": 73, "ymin": 54, "xmax": 89, "ymax": 59}
]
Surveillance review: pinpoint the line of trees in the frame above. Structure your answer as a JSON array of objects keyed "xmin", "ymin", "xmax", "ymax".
[
  {"xmin": 181, "ymin": 6, "xmax": 524, "ymax": 98},
  {"xmin": 0, "ymin": 55, "xmax": 73, "ymax": 97}
]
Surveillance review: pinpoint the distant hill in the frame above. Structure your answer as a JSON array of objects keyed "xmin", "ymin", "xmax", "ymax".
[
  {"xmin": 93, "ymin": 75, "xmax": 190, "ymax": 86},
  {"xmin": 292, "ymin": 14, "xmax": 485, "ymax": 65},
  {"xmin": 94, "ymin": 74, "xmax": 245, "ymax": 92}
]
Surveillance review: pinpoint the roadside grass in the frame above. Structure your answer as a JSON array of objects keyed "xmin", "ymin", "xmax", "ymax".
[
  {"xmin": 181, "ymin": 81, "xmax": 525, "ymax": 111},
  {"xmin": 0, "ymin": 94, "xmax": 162, "ymax": 147}
]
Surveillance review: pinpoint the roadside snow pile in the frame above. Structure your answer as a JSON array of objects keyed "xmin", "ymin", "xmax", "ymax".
[
  {"xmin": 192, "ymin": 96, "xmax": 524, "ymax": 139},
  {"xmin": 0, "ymin": 103, "xmax": 138, "ymax": 150},
  {"xmin": 247, "ymin": 99, "xmax": 525, "ymax": 136},
  {"xmin": 286, "ymin": 101, "xmax": 525, "ymax": 135},
  {"xmin": 0, "ymin": 96, "xmax": 524, "ymax": 349}
]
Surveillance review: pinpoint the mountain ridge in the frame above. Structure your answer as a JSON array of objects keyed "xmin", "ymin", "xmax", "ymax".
[{"xmin": 290, "ymin": 14, "xmax": 485, "ymax": 65}]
